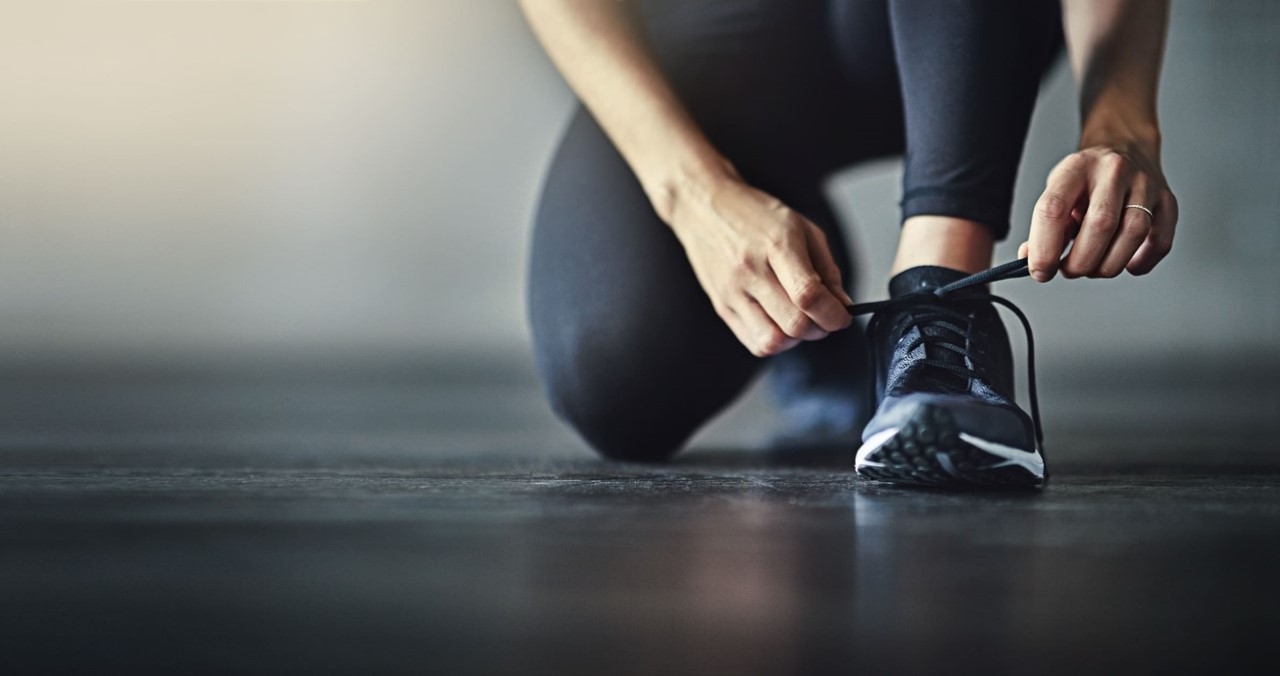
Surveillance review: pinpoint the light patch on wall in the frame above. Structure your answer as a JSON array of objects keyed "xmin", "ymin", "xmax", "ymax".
[{"xmin": 125, "ymin": 1, "xmax": 369, "ymax": 3}]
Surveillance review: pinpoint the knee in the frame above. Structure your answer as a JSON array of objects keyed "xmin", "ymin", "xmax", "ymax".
[
  {"xmin": 537, "ymin": 340, "xmax": 696, "ymax": 463},
  {"xmin": 551, "ymin": 391, "xmax": 689, "ymax": 463}
]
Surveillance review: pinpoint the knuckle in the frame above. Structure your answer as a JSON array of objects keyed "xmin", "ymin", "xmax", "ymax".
[
  {"xmin": 1036, "ymin": 193, "xmax": 1070, "ymax": 220},
  {"xmin": 1055, "ymin": 153, "xmax": 1088, "ymax": 174},
  {"xmin": 1122, "ymin": 217, "xmax": 1151, "ymax": 239},
  {"xmin": 1097, "ymin": 264, "xmax": 1123, "ymax": 279},
  {"xmin": 1084, "ymin": 201, "xmax": 1121, "ymax": 230},
  {"xmin": 1060, "ymin": 260, "xmax": 1088, "ymax": 278},
  {"xmin": 765, "ymin": 202, "xmax": 797, "ymax": 227},
  {"xmin": 780, "ymin": 315, "xmax": 810, "ymax": 339},
  {"xmin": 1099, "ymin": 150, "xmax": 1128, "ymax": 170},
  {"xmin": 762, "ymin": 197, "xmax": 788, "ymax": 215},
  {"xmin": 794, "ymin": 277, "xmax": 826, "ymax": 310},
  {"xmin": 1082, "ymin": 215, "xmax": 1115, "ymax": 234},
  {"xmin": 764, "ymin": 236, "xmax": 789, "ymax": 254}
]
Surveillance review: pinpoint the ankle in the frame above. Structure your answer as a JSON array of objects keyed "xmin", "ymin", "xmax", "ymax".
[{"xmin": 891, "ymin": 216, "xmax": 995, "ymax": 275}]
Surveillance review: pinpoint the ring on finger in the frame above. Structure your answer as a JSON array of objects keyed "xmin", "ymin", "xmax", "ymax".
[{"xmin": 1123, "ymin": 204, "xmax": 1155, "ymax": 220}]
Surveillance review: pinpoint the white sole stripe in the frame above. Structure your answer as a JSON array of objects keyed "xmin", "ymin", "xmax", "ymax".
[
  {"xmin": 855, "ymin": 427, "xmax": 1045, "ymax": 479},
  {"xmin": 957, "ymin": 432, "xmax": 1045, "ymax": 477},
  {"xmin": 855, "ymin": 427, "xmax": 898, "ymax": 467}
]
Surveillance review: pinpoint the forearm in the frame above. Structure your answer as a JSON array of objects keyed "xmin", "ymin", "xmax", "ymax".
[
  {"xmin": 518, "ymin": 0, "xmax": 731, "ymax": 222},
  {"xmin": 1061, "ymin": 0, "xmax": 1169, "ymax": 151}
]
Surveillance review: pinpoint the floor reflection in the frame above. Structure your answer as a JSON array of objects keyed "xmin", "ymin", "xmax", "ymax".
[{"xmin": 496, "ymin": 468, "xmax": 1275, "ymax": 673}]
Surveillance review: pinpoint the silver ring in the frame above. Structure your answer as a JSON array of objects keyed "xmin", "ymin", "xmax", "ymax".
[{"xmin": 1124, "ymin": 204, "xmax": 1155, "ymax": 219}]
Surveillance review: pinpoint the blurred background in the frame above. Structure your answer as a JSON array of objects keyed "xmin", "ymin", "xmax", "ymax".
[{"xmin": 2, "ymin": 1, "xmax": 1277, "ymax": 453}]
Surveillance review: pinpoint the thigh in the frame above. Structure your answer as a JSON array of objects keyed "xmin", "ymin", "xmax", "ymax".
[{"xmin": 528, "ymin": 108, "xmax": 762, "ymax": 460}]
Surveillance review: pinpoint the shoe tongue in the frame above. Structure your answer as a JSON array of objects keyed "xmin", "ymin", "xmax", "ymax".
[
  {"xmin": 888, "ymin": 265, "xmax": 970, "ymax": 298},
  {"xmin": 888, "ymin": 266, "xmax": 976, "ymax": 392}
]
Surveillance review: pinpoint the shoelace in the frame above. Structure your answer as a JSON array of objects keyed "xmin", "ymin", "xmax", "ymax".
[{"xmin": 846, "ymin": 258, "xmax": 1043, "ymax": 447}]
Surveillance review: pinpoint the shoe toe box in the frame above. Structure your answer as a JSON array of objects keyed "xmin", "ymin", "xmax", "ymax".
[{"xmin": 863, "ymin": 392, "xmax": 1036, "ymax": 451}]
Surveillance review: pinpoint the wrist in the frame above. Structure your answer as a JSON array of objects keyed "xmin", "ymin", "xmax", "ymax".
[
  {"xmin": 641, "ymin": 149, "xmax": 738, "ymax": 226},
  {"xmin": 1080, "ymin": 106, "xmax": 1161, "ymax": 157}
]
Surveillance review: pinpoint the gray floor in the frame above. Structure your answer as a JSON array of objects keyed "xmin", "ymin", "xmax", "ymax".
[{"xmin": 2, "ymin": 356, "xmax": 1278, "ymax": 675}]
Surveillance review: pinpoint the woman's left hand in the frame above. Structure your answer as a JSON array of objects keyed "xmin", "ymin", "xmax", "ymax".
[{"xmin": 1021, "ymin": 138, "xmax": 1178, "ymax": 281}]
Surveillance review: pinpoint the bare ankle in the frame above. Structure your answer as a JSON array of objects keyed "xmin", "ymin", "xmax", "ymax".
[{"xmin": 891, "ymin": 216, "xmax": 995, "ymax": 275}]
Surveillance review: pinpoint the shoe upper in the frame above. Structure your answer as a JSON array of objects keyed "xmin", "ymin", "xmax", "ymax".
[{"xmin": 863, "ymin": 266, "xmax": 1036, "ymax": 450}]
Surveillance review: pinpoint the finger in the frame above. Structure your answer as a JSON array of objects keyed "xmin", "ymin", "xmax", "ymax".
[
  {"xmin": 767, "ymin": 224, "xmax": 852, "ymax": 332},
  {"xmin": 1127, "ymin": 188, "xmax": 1178, "ymax": 276},
  {"xmin": 1094, "ymin": 177, "xmax": 1154, "ymax": 278},
  {"xmin": 737, "ymin": 296, "xmax": 801, "ymax": 357},
  {"xmin": 1061, "ymin": 173, "xmax": 1126, "ymax": 278},
  {"xmin": 805, "ymin": 224, "xmax": 855, "ymax": 306},
  {"xmin": 748, "ymin": 274, "xmax": 826, "ymax": 342},
  {"xmin": 1029, "ymin": 161, "xmax": 1089, "ymax": 281},
  {"xmin": 1018, "ymin": 241, "xmax": 1029, "ymax": 260}
]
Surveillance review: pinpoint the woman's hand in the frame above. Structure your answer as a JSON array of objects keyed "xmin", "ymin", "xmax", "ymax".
[
  {"xmin": 664, "ymin": 171, "xmax": 854, "ymax": 357},
  {"xmin": 1029, "ymin": 0, "xmax": 1175, "ymax": 281},
  {"xmin": 522, "ymin": 0, "xmax": 851, "ymax": 357},
  {"xmin": 1023, "ymin": 137, "xmax": 1178, "ymax": 281}
]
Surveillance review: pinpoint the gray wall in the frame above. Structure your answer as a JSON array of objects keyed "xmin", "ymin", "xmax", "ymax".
[{"xmin": 2, "ymin": 1, "xmax": 1277, "ymax": 366}]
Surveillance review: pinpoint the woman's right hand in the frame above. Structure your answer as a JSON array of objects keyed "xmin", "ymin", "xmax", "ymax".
[
  {"xmin": 520, "ymin": 0, "xmax": 851, "ymax": 358},
  {"xmin": 661, "ymin": 169, "xmax": 854, "ymax": 358}
]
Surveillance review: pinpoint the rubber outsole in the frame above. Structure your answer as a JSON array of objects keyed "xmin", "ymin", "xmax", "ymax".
[{"xmin": 855, "ymin": 404, "xmax": 1045, "ymax": 489}]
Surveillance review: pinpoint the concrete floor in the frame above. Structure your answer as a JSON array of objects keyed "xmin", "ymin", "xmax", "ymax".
[{"xmin": 2, "ymin": 357, "xmax": 1278, "ymax": 674}]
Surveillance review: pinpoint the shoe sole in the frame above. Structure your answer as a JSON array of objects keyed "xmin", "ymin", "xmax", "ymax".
[{"xmin": 855, "ymin": 404, "xmax": 1045, "ymax": 488}]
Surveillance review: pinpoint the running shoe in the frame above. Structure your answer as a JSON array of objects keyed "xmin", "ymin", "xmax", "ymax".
[
  {"xmin": 768, "ymin": 319, "xmax": 870, "ymax": 449},
  {"xmin": 848, "ymin": 260, "xmax": 1046, "ymax": 488}
]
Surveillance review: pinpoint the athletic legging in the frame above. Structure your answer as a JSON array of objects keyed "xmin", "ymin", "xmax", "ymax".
[{"xmin": 527, "ymin": 0, "xmax": 1064, "ymax": 461}]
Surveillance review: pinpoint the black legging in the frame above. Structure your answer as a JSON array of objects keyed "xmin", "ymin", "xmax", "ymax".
[{"xmin": 528, "ymin": 0, "xmax": 1064, "ymax": 461}]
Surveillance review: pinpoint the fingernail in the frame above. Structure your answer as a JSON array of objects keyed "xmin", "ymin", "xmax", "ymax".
[{"xmin": 1031, "ymin": 269, "xmax": 1049, "ymax": 283}]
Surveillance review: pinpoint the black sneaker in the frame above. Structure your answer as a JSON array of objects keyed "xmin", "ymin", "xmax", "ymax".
[
  {"xmin": 767, "ymin": 319, "xmax": 870, "ymax": 450},
  {"xmin": 848, "ymin": 261, "xmax": 1046, "ymax": 488}
]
